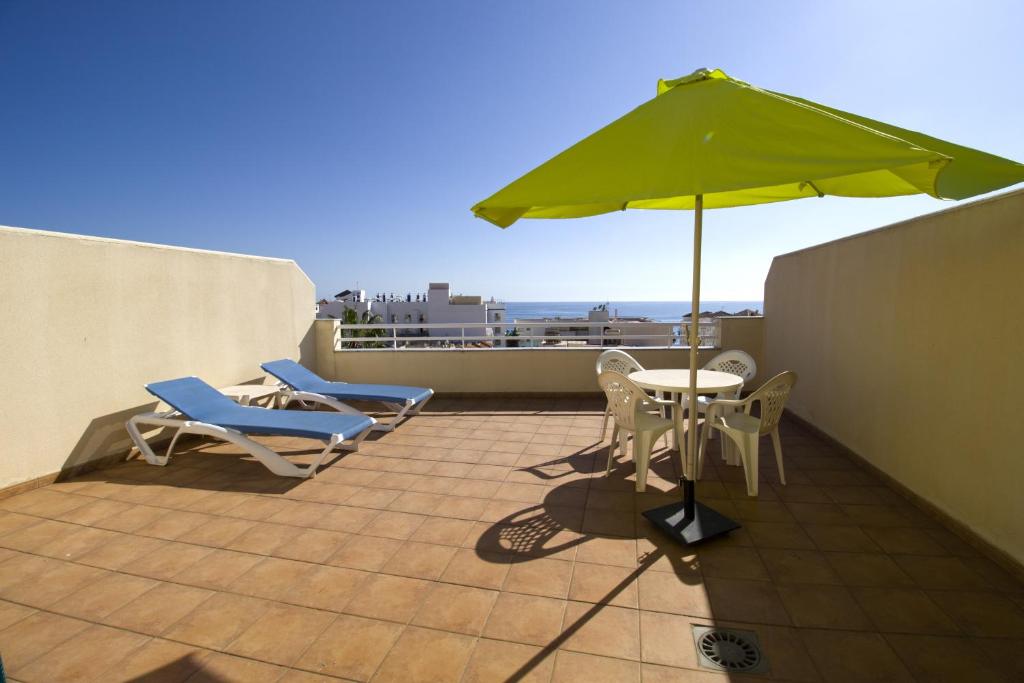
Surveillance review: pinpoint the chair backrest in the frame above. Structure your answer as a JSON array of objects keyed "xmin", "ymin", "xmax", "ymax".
[
  {"xmin": 145, "ymin": 376, "xmax": 244, "ymax": 421},
  {"xmin": 595, "ymin": 349, "xmax": 644, "ymax": 377},
  {"xmin": 261, "ymin": 358, "xmax": 329, "ymax": 390},
  {"xmin": 703, "ymin": 349, "xmax": 757, "ymax": 382},
  {"xmin": 597, "ymin": 371, "xmax": 652, "ymax": 432},
  {"xmin": 745, "ymin": 371, "xmax": 797, "ymax": 435}
]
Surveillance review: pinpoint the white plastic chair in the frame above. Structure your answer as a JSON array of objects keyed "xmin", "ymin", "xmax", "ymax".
[
  {"xmin": 684, "ymin": 350, "xmax": 757, "ymax": 442},
  {"xmin": 596, "ymin": 349, "xmax": 670, "ymax": 448},
  {"xmin": 596, "ymin": 350, "xmax": 644, "ymax": 436},
  {"xmin": 698, "ymin": 371, "xmax": 797, "ymax": 496},
  {"xmin": 598, "ymin": 371, "xmax": 675, "ymax": 492}
]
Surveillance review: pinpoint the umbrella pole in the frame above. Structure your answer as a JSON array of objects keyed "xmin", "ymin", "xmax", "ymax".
[
  {"xmin": 642, "ymin": 194, "xmax": 740, "ymax": 545},
  {"xmin": 684, "ymin": 195, "xmax": 704, "ymax": 517}
]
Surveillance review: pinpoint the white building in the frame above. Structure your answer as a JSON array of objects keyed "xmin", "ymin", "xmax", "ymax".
[
  {"xmin": 316, "ymin": 282, "xmax": 505, "ymax": 342},
  {"xmin": 315, "ymin": 289, "xmax": 368, "ymax": 319},
  {"xmin": 515, "ymin": 305, "xmax": 675, "ymax": 347}
]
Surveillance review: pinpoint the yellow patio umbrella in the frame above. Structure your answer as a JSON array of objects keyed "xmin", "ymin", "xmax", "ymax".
[{"xmin": 471, "ymin": 68, "xmax": 1024, "ymax": 545}]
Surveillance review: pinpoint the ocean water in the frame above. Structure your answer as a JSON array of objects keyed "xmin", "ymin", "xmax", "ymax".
[{"xmin": 505, "ymin": 301, "xmax": 762, "ymax": 322}]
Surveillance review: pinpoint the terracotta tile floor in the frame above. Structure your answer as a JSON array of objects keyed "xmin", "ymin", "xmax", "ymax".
[{"xmin": 1, "ymin": 396, "xmax": 1023, "ymax": 682}]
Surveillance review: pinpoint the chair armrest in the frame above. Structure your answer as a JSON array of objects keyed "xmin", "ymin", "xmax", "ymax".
[
  {"xmin": 703, "ymin": 397, "xmax": 751, "ymax": 420},
  {"xmin": 704, "ymin": 398, "xmax": 746, "ymax": 409}
]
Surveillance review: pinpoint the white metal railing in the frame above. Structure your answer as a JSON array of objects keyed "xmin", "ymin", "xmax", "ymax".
[{"xmin": 330, "ymin": 319, "xmax": 720, "ymax": 350}]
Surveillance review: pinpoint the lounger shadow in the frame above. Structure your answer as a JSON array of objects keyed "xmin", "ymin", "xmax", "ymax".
[{"xmin": 125, "ymin": 376, "xmax": 376, "ymax": 478}]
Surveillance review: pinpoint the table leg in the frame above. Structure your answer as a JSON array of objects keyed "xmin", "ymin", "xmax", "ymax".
[
  {"xmin": 670, "ymin": 392, "xmax": 681, "ymax": 451},
  {"xmin": 671, "ymin": 399, "xmax": 688, "ymax": 478}
]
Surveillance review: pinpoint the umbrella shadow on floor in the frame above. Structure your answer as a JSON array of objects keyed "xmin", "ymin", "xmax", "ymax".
[
  {"xmin": 513, "ymin": 442, "xmax": 608, "ymax": 482},
  {"xmin": 473, "ymin": 469, "xmax": 707, "ymax": 681}
]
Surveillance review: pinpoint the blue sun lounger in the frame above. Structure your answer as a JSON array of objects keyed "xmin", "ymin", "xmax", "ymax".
[
  {"xmin": 125, "ymin": 376, "xmax": 376, "ymax": 478},
  {"xmin": 261, "ymin": 359, "xmax": 434, "ymax": 432}
]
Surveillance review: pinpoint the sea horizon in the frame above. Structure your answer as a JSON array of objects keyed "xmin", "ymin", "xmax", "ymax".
[{"xmin": 505, "ymin": 300, "xmax": 762, "ymax": 323}]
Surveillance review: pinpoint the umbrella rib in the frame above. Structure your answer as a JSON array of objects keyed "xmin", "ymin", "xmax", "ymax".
[{"xmin": 800, "ymin": 180, "xmax": 825, "ymax": 198}]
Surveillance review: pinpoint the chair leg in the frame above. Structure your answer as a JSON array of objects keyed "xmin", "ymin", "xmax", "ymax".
[
  {"xmin": 606, "ymin": 425, "xmax": 619, "ymax": 476},
  {"xmin": 656, "ymin": 392, "xmax": 670, "ymax": 449},
  {"xmin": 703, "ymin": 405, "xmax": 715, "ymax": 440},
  {"xmin": 669, "ymin": 393, "xmax": 680, "ymax": 450},
  {"xmin": 720, "ymin": 429, "xmax": 735, "ymax": 465},
  {"xmin": 634, "ymin": 431, "xmax": 652, "ymax": 493},
  {"xmin": 697, "ymin": 420, "xmax": 712, "ymax": 479},
  {"xmin": 770, "ymin": 428, "xmax": 786, "ymax": 485},
  {"xmin": 736, "ymin": 433, "xmax": 760, "ymax": 496},
  {"xmin": 601, "ymin": 404, "xmax": 610, "ymax": 440}
]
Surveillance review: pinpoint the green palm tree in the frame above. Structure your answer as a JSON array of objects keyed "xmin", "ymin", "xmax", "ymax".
[{"xmin": 339, "ymin": 308, "xmax": 387, "ymax": 348}]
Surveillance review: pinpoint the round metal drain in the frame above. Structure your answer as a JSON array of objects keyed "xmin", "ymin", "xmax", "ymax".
[{"xmin": 696, "ymin": 629, "xmax": 762, "ymax": 672}]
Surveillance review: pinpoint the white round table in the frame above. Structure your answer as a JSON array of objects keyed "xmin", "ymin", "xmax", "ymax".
[
  {"xmin": 628, "ymin": 369, "xmax": 744, "ymax": 461},
  {"xmin": 218, "ymin": 384, "xmax": 282, "ymax": 407},
  {"xmin": 629, "ymin": 369, "xmax": 743, "ymax": 396}
]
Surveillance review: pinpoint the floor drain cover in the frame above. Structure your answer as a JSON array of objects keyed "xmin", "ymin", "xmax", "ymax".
[{"xmin": 692, "ymin": 626, "xmax": 768, "ymax": 674}]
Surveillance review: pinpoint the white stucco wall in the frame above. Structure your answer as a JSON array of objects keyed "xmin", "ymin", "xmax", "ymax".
[
  {"xmin": 0, "ymin": 225, "xmax": 316, "ymax": 488},
  {"xmin": 764, "ymin": 189, "xmax": 1024, "ymax": 565}
]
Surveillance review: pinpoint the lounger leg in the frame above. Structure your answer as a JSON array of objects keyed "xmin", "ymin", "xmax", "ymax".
[
  {"xmin": 125, "ymin": 412, "xmax": 188, "ymax": 466},
  {"xmin": 405, "ymin": 391, "xmax": 433, "ymax": 416},
  {"xmin": 305, "ymin": 435, "xmax": 345, "ymax": 475},
  {"xmin": 336, "ymin": 425, "xmax": 372, "ymax": 452},
  {"xmin": 166, "ymin": 423, "xmax": 311, "ymax": 477},
  {"xmin": 284, "ymin": 390, "xmax": 420, "ymax": 432},
  {"xmin": 285, "ymin": 391, "xmax": 367, "ymax": 417},
  {"xmin": 165, "ymin": 430, "xmax": 185, "ymax": 460},
  {"xmin": 127, "ymin": 408, "xmax": 375, "ymax": 478},
  {"xmin": 372, "ymin": 400, "xmax": 413, "ymax": 432}
]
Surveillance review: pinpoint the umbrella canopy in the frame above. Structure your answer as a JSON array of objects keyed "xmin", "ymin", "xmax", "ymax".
[
  {"xmin": 471, "ymin": 67, "xmax": 1024, "ymax": 545},
  {"xmin": 472, "ymin": 68, "xmax": 1024, "ymax": 227}
]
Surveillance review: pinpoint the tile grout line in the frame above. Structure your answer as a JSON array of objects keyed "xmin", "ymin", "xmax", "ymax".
[
  {"xmin": 2, "ymin": 542, "xmax": 878, "ymax": 680},
  {"xmin": 3, "ymin": 410, "xmax": 1021, "ymax": 682}
]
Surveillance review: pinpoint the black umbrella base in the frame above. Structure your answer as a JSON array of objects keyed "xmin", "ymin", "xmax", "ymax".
[{"xmin": 643, "ymin": 481, "xmax": 740, "ymax": 545}]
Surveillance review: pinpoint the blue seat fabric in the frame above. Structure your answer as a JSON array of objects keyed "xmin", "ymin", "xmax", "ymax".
[
  {"xmin": 261, "ymin": 359, "xmax": 433, "ymax": 405},
  {"xmin": 145, "ymin": 377, "xmax": 374, "ymax": 441}
]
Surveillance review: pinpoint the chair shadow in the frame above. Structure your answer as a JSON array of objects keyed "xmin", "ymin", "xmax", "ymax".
[
  {"xmin": 515, "ymin": 442, "xmax": 608, "ymax": 482},
  {"xmin": 471, "ymin": 438, "xmax": 730, "ymax": 681},
  {"xmin": 124, "ymin": 653, "xmax": 229, "ymax": 682}
]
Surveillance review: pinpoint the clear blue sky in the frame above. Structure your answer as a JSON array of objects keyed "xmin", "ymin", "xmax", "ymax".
[{"xmin": 1, "ymin": 1, "xmax": 1021, "ymax": 301}]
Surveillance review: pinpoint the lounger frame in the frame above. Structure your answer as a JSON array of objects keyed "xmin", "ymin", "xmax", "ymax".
[
  {"xmin": 125, "ymin": 409, "xmax": 372, "ymax": 478},
  {"xmin": 277, "ymin": 388, "xmax": 432, "ymax": 432}
]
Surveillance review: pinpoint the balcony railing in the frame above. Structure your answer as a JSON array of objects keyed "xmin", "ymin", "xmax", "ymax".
[{"xmin": 331, "ymin": 320, "xmax": 721, "ymax": 350}]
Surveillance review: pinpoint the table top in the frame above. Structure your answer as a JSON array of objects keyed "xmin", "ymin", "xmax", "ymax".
[
  {"xmin": 628, "ymin": 368, "xmax": 743, "ymax": 394},
  {"xmin": 219, "ymin": 384, "xmax": 281, "ymax": 398}
]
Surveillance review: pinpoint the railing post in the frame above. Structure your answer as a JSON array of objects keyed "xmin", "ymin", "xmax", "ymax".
[
  {"xmin": 461, "ymin": 326, "xmax": 466, "ymax": 348},
  {"xmin": 392, "ymin": 326, "xmax": 398, "ymax": 350}
]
